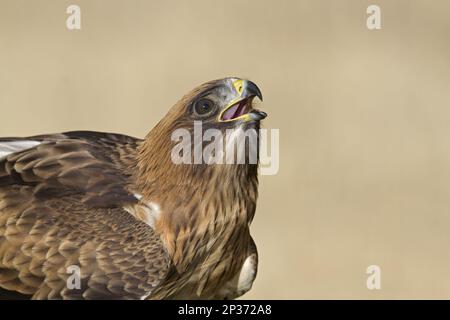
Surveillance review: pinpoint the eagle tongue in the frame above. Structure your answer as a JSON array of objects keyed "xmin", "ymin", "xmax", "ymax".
[
  {"xmin": 222, "ymin": 101, "xmax": 248, "ymax": 120},
  {"xmin": 235, "ymin": 101, "xmax": 247, "ymax": 117},
  {"xmin": 222, "ymin": 104, "xmax": 239, "ymax": 120}
]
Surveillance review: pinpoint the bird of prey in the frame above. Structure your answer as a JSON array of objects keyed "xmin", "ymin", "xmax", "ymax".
[{"xmin": 0, "ymin": 77, "xmax": 266, "ymax": 300}]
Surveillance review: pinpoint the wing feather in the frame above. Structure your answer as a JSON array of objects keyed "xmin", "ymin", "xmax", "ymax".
[{"xmin": 0, "ymin": 131, "xmax": 171, "ymax": 299}]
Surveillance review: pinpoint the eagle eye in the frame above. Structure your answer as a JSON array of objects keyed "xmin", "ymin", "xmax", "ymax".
[{"xmin": 193, "ymin": 98, "xmax": 215, "ymax": 116}]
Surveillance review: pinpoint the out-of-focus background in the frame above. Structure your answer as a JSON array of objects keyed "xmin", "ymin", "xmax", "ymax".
[{"xmin": 1, "ymin": 0, "xmax": 450, "ymax": 299}]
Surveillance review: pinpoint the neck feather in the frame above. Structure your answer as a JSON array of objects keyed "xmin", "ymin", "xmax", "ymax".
[{"xmin": 135, "ymin": 124, "xmax": 259, "ymax": 269}]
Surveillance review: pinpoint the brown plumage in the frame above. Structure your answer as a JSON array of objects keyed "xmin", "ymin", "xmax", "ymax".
[{"xmin": 0, "ymin": 77, "xmax": 266, "ymax": 299}]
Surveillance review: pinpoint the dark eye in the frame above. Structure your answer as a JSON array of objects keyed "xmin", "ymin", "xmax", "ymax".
[{"xmin": 194, "ymin": 99, "xmax": 214, "ymax": 116}]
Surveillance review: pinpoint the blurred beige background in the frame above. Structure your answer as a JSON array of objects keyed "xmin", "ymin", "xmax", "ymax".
[{"xmin": 1, "ymin": 0, "xmax": 450, "ymax": 299}]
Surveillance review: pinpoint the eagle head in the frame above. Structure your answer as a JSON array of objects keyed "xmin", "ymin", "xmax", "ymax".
[
  {"xmin": 153, "ymin": 77, "xmax": 265, "ymax": 134},
  {"xmin": 137, "ymin": 77, "xmax": 266, "ymax": 182}
]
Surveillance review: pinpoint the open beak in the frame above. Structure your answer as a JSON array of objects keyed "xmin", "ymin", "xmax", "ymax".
[{"xmin": 218, "ymin": 79, "xmax": 267, "ymax": 122}]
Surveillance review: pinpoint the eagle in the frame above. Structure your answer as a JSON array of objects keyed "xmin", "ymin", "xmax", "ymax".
[{"xmin": 0, "ymin": 77, "xmax": 266, "ymax": 300}]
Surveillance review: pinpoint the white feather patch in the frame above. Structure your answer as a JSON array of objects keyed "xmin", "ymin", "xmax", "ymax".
[
  {"xmin": 237, "ymin": 255, "xmax": 257, "ymax": 293},
  {"xmin": 124, "ymin": 197, "xmax": 161, "ymax": 229},
  {"xmin": 143, "ymin": 202, "xmax": 161, "ymax": 229},
  {"xmin": 0, "ymin": 141, "xmax": 41, "ymax": 159}
]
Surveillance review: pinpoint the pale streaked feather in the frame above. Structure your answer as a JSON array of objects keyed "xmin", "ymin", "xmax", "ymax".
[
  {"xmin": 237, "ymin": 255, "xmax": 257, "ymax": 293},
  {"xmin": 0, "ymin": 141, "xmax": 41, "ymax": 159},
  {"xmin": 124, "ymin": 198, "xmax": 161, "ymax": 229}
]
